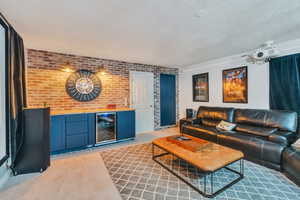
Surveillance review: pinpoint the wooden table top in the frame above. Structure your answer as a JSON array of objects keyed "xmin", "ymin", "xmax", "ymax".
[
  {"xmin": 50, "ymin": 108, "xmax": 135, "ymax": 116},
  {"xmin": 152, "ymin": 135, "xmax": 244, "ymax": 172}
]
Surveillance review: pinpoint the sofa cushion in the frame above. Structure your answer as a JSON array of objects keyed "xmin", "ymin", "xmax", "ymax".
[
  {"xmin": 234, "ymin": 109, "xmax": 298, "ymax": 132},
  {"xmin": 235, "ymin": 124, "xmax": 278, "ymax": 137},
  {"xmin": 268, "ymin": 131, "xmax": 297, "ymax": 146},
  {"xmin": 217, "ymin": 131, "xmax": 284, "ymax": 165},
  {"xmin": 283, "ymin": 147, "xmax": 300, "ymax": 186},
  {"xmin": 182, "ymin": 124, "xmax": 219, "ymax": 142},
  {"xmin": 202, "ymin": 119, "xmax": 220, "ymax": 127},
  {"xmin": 197, "ymin": 106, "xmax": 235, "ymax": 122}
]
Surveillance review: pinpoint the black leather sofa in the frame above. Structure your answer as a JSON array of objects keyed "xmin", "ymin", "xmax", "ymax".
[
  {"xmin": 283, "ymin": 147, "xmax": 300, "ymax": 186},
  {"xmin": 181, "ymin": 106, "xmax": 298, "ymax": 171}
]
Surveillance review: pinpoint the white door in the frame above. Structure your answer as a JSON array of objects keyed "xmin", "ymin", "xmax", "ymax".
[{"xmin": 130, "ymin": 71, "xmax": 154, "ymax": 134}]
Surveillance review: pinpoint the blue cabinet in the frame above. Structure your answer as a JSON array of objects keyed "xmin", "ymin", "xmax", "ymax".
[
  {"xmin": 87, "ymin": 114, "xmax": 96, "ymax": 145},
  {"xmin": 66, "ymin": 134, "xmax": 88, "ymax": 149},
  {"xmin": 117, "ymin": 111, "xmax": 135, "ymax": 140},
  {"xmin": 50, "ymin": 113, "xmax": 95, "ymax": 153},
  {"xmin": 50, "ymin": 115, "xmax": 66, "ymax": 152},
  {"xmin": 50, "ymin": 111, "xmax": 134, "ymax": 153},
  {"xmin": 65, "ymin": 114, "xmax": 89, "ymax": 149}
]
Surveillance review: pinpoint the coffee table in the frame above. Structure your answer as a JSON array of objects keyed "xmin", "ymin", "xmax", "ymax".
[{"xmin": 152, "ymin": 135, "xmax": 244, "ymax": 198}]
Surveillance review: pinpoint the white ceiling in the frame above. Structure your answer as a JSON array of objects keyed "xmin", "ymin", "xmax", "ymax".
[{"xmin": 1, "ymin": 0, "xmax": 300, "ymax": 68}]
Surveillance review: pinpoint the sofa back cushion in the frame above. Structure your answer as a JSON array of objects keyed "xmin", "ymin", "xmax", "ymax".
[
  {"xmin": 235, "ymin": 124, "xmax": 278, "ymax": 137},
  {"xmin": 197, "ymin": 106, "xmax": 235, "ymax": 124},
  {"xmin": 202, "ymin": 119, "xmax": 220, "ymax": 127},
  {"xmin": 234, "ymin": 109, "xmax": 298, "ymax": 132}
]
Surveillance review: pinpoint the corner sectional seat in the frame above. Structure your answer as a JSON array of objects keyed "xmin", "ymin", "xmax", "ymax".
[
  {"xmin": 283, "ymin": 147, "xmax": 300, "ymax": 186},
  {"xmin": 181, "ymin": 106, "xmax": 298, "ymax": 170}
]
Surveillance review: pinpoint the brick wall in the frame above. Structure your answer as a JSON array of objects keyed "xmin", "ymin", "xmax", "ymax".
[{"xmin": 26, "ymin": 49, "xmax": 179, "ymax": 129}]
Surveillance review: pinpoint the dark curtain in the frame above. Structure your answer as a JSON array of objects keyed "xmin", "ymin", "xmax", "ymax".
[
  {"xmin": 9, "ymin": 26, "xmax": 27, "ymax": 167},
  {"xmin": 270, "ymin": 53, "xmax": 300, "ymax": 114}
]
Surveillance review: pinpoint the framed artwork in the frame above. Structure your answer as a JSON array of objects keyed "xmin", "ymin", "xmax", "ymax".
[
  {"xmin": 193, "ymin": 73, "xmax": 209, "ymax": 102},
  {"xmin": 223, "ymin": 66, "xmax": 248, "ymax": 103}
]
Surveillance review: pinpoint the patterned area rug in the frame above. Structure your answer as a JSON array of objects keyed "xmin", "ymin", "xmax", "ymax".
[{"xmin": 100, "ymin": 143, "xmax": 300, "ymax": 200}]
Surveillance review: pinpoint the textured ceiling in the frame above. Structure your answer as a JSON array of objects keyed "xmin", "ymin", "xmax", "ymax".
[{"xmin": 1, "ymin": 0, "xmax": 300, "ymax": 68}]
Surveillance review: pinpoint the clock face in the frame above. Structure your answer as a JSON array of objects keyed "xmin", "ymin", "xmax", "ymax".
[
  {"xmin": 66, "ymin": 70, "xmax": 101, "ymax": 102},
  {"xmin": 75, "ymin": 78, "xmax": 94, "ymax": 94}
]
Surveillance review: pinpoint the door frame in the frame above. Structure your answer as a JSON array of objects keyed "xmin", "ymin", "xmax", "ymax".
[{"xmin": 129, "ymin": 71, "xmax": 154, "ymax": 133}]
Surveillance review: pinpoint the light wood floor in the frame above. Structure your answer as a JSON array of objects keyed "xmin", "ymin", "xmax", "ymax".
[{"xmin": 0, "ymin": 127, "xmax": 178, "ymax": 200}]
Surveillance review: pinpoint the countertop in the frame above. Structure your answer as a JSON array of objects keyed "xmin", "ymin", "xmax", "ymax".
[
  {"xmin": 24, "ymin": 107, "xmax": 135, "ymax": 116},
  {"xmin": 50, "ymin": 108, "xmax": 135, "ymax": 116},
  {"xmin": 20, "ymin": 108, "xmax": 135, "ymax": 115}
]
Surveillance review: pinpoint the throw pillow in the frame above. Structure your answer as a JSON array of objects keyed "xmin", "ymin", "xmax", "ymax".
[
  {"xmin": 216, "ymin": 120, "xmax": 236, "ymax": 131},
  {"xmin": 292, "ymin": 138, "xmax": 300, "ymax": 150}
]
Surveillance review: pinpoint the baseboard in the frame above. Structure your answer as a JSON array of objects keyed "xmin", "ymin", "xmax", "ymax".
[
  {"xmin": 0, "ymin": 164, "xmax": 11, "ymax": 189},
  {"xmin": 156, "ymin": 124, "xmax": 178, "ymax": 130}
]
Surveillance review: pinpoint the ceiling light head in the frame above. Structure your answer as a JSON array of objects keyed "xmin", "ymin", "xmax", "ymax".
[
  {"xmin": 61, "ymin": 61, "xmax": 75, "ymax": 73},
  {"xmin": 97, "ymin": 65, "xmax": 106, "ymax": 75},
  {"xmin": 62, "ymin": 67, "xmax": 75, "ymax": 73}
]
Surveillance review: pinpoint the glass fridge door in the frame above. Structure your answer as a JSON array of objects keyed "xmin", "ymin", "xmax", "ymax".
[{"xmin": 96, "ymin": 112, "xmax": 116, "ymax": 144}]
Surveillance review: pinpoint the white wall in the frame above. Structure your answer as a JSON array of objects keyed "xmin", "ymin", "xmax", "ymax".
[
  {"xmin": 0, "ymin": 24, "xmax": 6, "ymax": 163},
  {"xmin": 179, "ymin": 39, "xmax": 300, "ymax": 118},
  {"xmin": 0, "ymin": 23, "xmax": 10, "ymax": 189}
]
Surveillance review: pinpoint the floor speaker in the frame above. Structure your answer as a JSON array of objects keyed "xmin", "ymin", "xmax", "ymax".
[
  {"xmin": 186, "ymin": 109, "xmax": 194, "ymax": 118},
  {"xmin": 12, "ymin": 108, "xmax": 50, "ymax": 175}
]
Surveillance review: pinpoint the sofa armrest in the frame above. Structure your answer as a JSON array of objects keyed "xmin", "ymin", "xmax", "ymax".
[
  {"xmin": 191, "ymin": 118, "xmax": 201, "ymax": 125},
  {"xmin": 179, "ymin": 118, "xmax": 200, "ymax": 133},
  {"xmin": 269, "ymin": 131, "xmax": 297, "ymax": 146}
]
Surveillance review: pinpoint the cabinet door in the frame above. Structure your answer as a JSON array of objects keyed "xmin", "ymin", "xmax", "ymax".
[
  {"xmin": 65, "ymin": 114, "xmax": 89, "ymax": 149},
  {"xmin": 50, "ymin": 115, "xmax": 66, "ymax": 152},
  {"xmin": 117, "ymin": 111, "xmax": 135, "ymax": 140},
  {"xmin": 87, "ymin": 113, "xmax": 96, "ymax": 145},
  {"xmin": 66, "ymin": 134, "xmax": 88, "ymax": 149}
]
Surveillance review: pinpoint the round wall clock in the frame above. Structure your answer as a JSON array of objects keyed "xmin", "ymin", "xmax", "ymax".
[{"xmin": 66, "ymin": 69, "xmax": 102, "ymax": 102}]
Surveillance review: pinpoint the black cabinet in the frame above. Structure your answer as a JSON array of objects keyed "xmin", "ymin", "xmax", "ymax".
[{"xmin": 117, "ymin": 111, "xmax": 135, "ymax": 140}]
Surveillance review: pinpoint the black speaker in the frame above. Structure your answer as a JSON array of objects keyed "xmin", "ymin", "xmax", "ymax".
[
  {"xmin": 186, "ymin": 109, "xmax": 194, "ymax": 119},
  {"xmin": 12, "ymin": 108, "xmax": 50, "ymax": 175}
]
